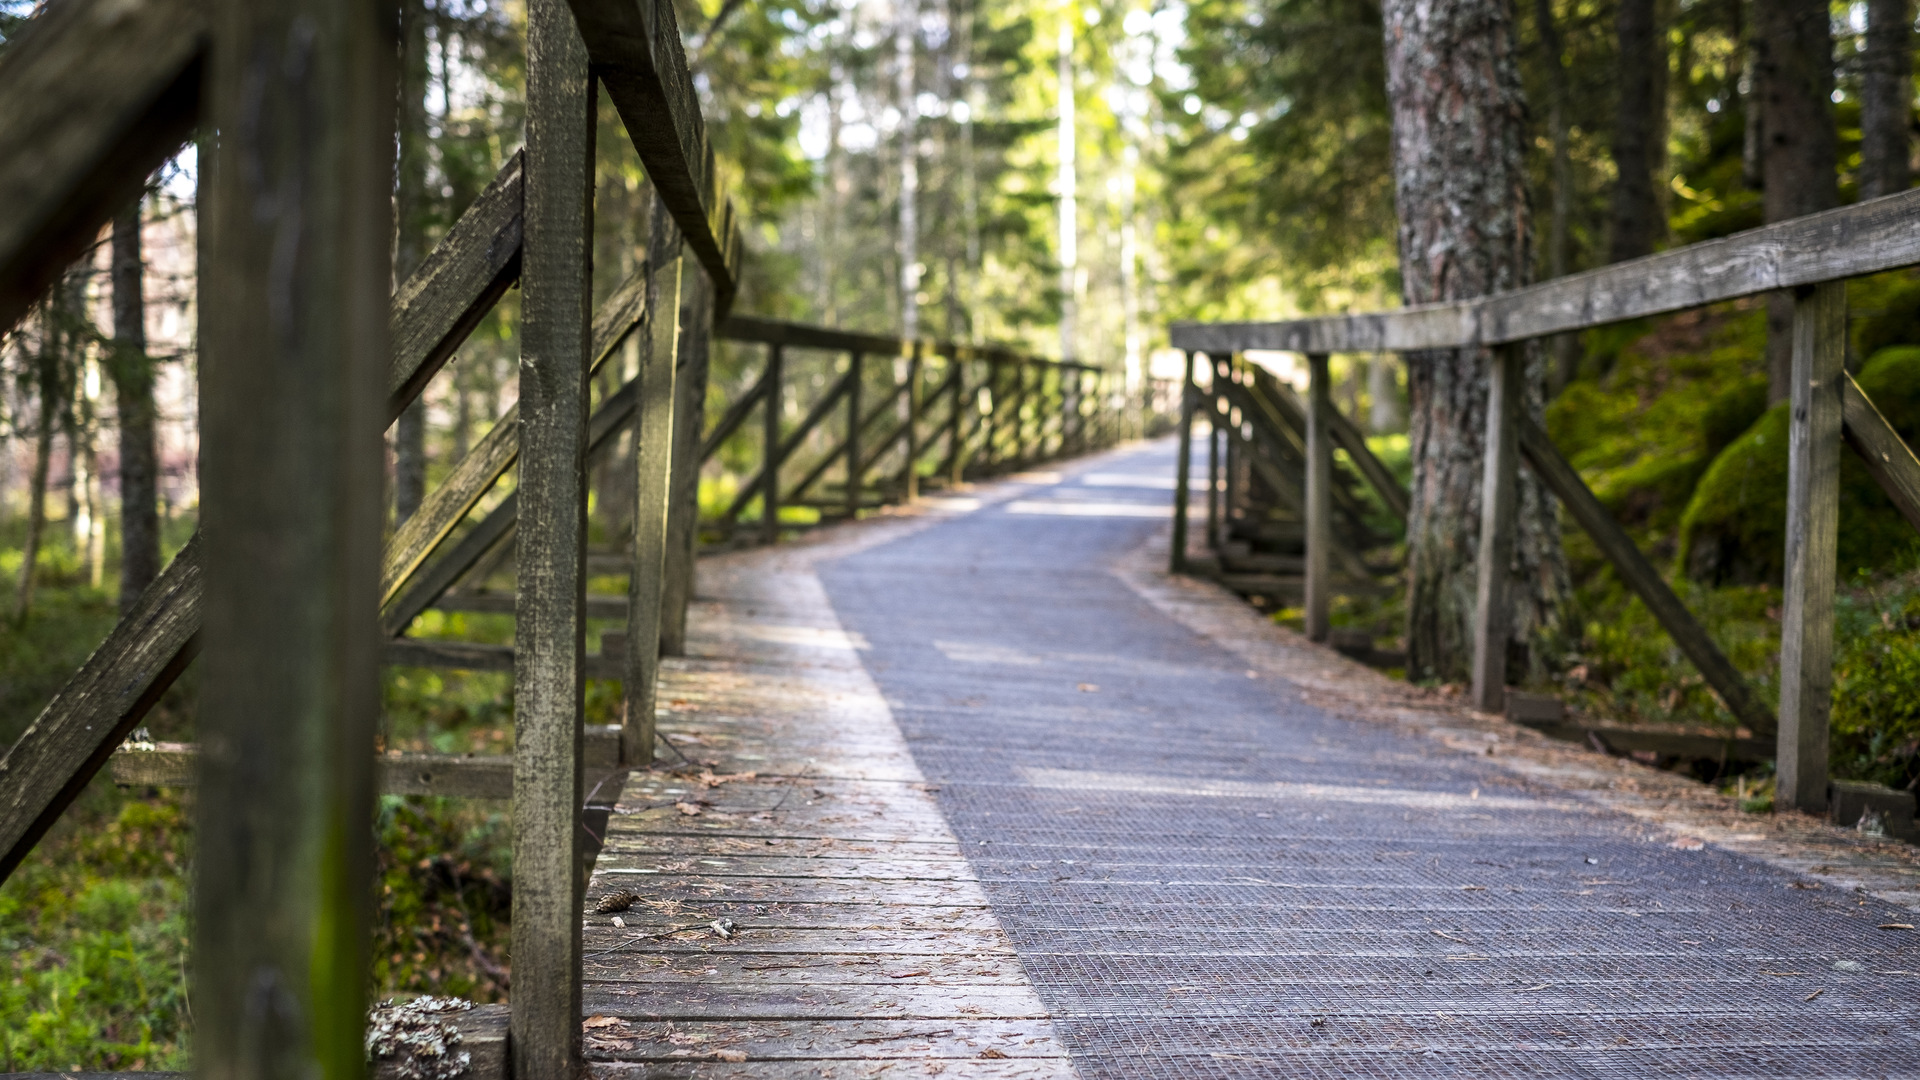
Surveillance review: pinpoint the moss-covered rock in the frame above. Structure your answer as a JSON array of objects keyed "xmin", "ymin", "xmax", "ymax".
[{"xmin": 1679, "ymin": 347, "xmax": 1920, "ymax": 584}]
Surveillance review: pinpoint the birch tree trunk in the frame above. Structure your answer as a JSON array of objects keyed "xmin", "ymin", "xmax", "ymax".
[{"xmin": 1381, "ymin": 0, "xmax": 1567, "ymax": 684}]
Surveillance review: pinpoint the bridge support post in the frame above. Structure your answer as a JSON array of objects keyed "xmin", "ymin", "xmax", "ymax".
[
  {"xmin": 1304, "ymin": 353, "xmax": 1333, "ymax": 643},
  {"xmin": 1779, "ymin": 282, "xmax": 1846, "ymax": 813},
  {"xmin": 1472, "ymin": 343, "xmax": 1523, "ymax": 713},
  {"xmin": 1206, "ymin": 406, "xmax": 1221, "ymax": 551},
  {"xmin": 905, "ymin": 340, "xmax": 923, "ymax": 500},
  {"xmin": 1171, "ymin": 350, "xmax": 1198, "ymax": 573},
  {"xmin": 763, "ymin": 342, "xmax": 784, "ymax": 543},
  {"xmin": 661, "ymin": 265, "xmax": 713, "ymax": 657},
  {"xmin": 193, "ymin": 0, "xmax": 393, "ymax": 1070},
  {"xmin": 622, "ymin": 196, "xmax": 684, "ymax": 767},
  {"xmin": 511, "ymin": 0, "xmax": 596, "ymax": 1070},
  {"xmin": 846, "ymin": 350, "xmax": 863, "ymax": 516},
  {"xmin": 1014, "ymin": 361, "xmax": 1030, "ymax": 464},
  {"xmin": 948, "ymin": 352, "xmax": 967, "ymax": 485}
]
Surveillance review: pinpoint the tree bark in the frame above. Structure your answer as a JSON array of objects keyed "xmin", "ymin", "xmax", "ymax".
[
  {"xmin": 1754, "ymin": 0, "xmax": 1837, "ymax": 403},
  {"xmin": 1608, "ymin": 0, "xmax": 1665, "ymax": 262},
  {"xmin": 1859, "ymin": 0, "xmax": 1912, "ymax": 200},
  {"xmin": 15, "ymin": 314, "xmax": 58, "ymax": 622},
  {"xmin": 392, "ymin": 0, "xmax": 432, "ymax": 522},
  {"xmin": 110, "ymin": 203, "xmax": 159, "ymax": 613},
  {"xmin": 1381, "ymin": 0, "xmax": 1568, "ymax": 685}
]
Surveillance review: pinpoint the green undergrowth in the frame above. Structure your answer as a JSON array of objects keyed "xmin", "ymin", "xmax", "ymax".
[
  {"xmin": 0, "ymin": 519, "xmax": 200, "ymax": 746},
  {"xmin": 0, "ymin": 785, "xmax": 192, "ymax": 1073},
  {"xmin": 1534, "ymin": 273, "xmax": 1920, "ymax": 790},
  {"xmin": 372, "ymin": 796, "xmax": 514, "ymax": 1002},
  {"xmin": 2, "ymin": 529, "xmax": 531, "ymax": 1059},
  {"xmin": 0, "ymin": 785, "xmax": 519, "ymax": 1066}
]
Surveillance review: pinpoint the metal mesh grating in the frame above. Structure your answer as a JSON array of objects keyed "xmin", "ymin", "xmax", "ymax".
[{"xmin": 817, "ymin": 441, "xmax": 1920, "ymax": 1078}]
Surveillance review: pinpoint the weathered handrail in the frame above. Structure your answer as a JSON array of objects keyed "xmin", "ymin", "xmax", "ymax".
[
  {"xmin": 1170, "ymin": 185, "xmax": 1920, "ymax": 821},
  {"xmin": 1171, "ymin": 187, "xmax": 1920, "ymax": 354},
  {"xmin": 0, "ymin": 0, "xmax": 205, "ymax": 332}
]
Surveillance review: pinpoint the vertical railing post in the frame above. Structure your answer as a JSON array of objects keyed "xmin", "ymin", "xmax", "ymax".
[
  {"xmin": 948, "ymin": 352, "xmax": 967, "ymax": 484},
  {"xmin": 1206, "ymin": 402, "xmax": 1221, "ymax": 551},
  {"xmin": 1013, "ymin": 361, "xmax": 1030, "ymax": 464},
  {"xmin": 1171, "ymin": 350, "xmax": 1198, "ymax": 574},
  {"xmin": 194, "ymin": 0, "xmax": 392, "ymax": 1069},
  {"xmin": 1219, "ymin": 360, "xmax": 1236, "ymax": 536},
  {"xmin": 1304, "ymin": 353, "xmax": 1333, "ymax": 642},
  {"xmin": 762, "ymin": 342, "xmax": 784, "ymax": 544},
  {"xmin": 1061, "ymin": 367, "xmax": 1073, "ymax": 453},
  {"xmin": 981, "ymin": 359, "xmax": 999, "ymax": 469},
  {"xmin": 1471, "ymin": 343, "xmax": 1523, "ymax": 712},
  {"xmin": 845, "ymin": 349, "xmax": 862, "ymax": 517},
  {"xmin": 660, "ymin": 266, "xmax": 713, "ymax": 657},
  {"xmin": 511, "ymin": 0, "xmax": 595, "ymax": 1070},
  {"xmin": 904, "ymin": 340, "xmax": 923, "ymax": 500},
  {"xmin": 1779, "ymin": 282, "xmax": 1846, "ymax": 813},
  {"xmin": 620, "ymin": 197, "xmax": 684, "ymax": 766}
]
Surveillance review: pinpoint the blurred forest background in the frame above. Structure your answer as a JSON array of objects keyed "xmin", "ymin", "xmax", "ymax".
[{"xmin": 7, "ymin": 0, "xmax": 1920, "ymax": 1067}]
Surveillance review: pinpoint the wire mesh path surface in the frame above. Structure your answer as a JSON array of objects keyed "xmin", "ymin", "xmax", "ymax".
[{"xmin": 590, "ymin": 434, "xmax": 1920, "ymax": 1078}]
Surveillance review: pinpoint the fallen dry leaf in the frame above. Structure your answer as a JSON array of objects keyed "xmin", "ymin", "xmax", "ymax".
[
  {"xmin": 675, "ymin": 802, "xmax": 704, "ymax": 816},
  {"xmin": 1077, "ymin": 683, "xmax": 1099, "ymax": 692},
  {"xmin": 583, "ymin": 1015, "xmax": 625, "ymax": 1029},
  {"xmin": 1668, "ymin": 836, "xmax": 1705, "ymax": 851},
  {"xmin": 712, "ymin": 1049, "xmax": 748, "ymax": 1063},
  {"xmin": 979, "ymin": 1048, "xmax": 1010, "ymax": 1059},
  {"xmin": 1879, "ymin": 923, "xmax": 1916, "ymax": 930},
  {"xmin": 699, "ymin": 770, "xmax": 758, "ymax": 788},
  {"xmin": 886, "ymin": 969, "xmax": 931, "ymax": 978}
]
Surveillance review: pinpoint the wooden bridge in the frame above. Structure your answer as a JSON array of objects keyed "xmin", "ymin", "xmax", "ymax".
[{"xmin": 0, "ymin": 0, "xmax": 1918, "ymax": 1074}]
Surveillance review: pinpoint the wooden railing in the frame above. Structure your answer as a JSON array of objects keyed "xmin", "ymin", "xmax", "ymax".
[
  {"xmin": 704, "ymin": 316, "xmax": 1143, "ymax": 544},
  {"xmin": 0, "ymin": 0, "xmax": 1160, "ymax": 1068},
  {"xmin": 1169, "ymin": 189, "xmax": 1920, "ymax": 819}
]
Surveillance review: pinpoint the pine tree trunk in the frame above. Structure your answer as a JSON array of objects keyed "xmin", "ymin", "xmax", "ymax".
[
  {"xmin": 1381, "ymin": 0, "xmax": 1568, "ymax": 685},
  {"xmin": 16, "ymin": 312, "xmax": 60, "ymax": 622},
  {"xmin": 1754, "ymin": 0, "xmax": 1837, "ymax": 403},
  {"xmin": 1859, "ymin": 0, "xmax": 1912, "ymax": 200},
  {"xmin": 1608, "ymin": 0, "xmax": 1665, "ymax": 262},
  {"xmin": 110, "ymin": 203, "xmax": 160, "ymax": 612},
  {"xmin": 1534, "ymin": 0, "xmax": 1581, "ymax": 392},
  {"xmin": 392, "ymin": 0, "xmax": 433, "ymax": 523}
]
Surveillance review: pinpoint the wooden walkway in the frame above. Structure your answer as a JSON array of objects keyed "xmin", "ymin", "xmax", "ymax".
[
  {"xmin": 582, "ymin": 434, "xmax": 1920, "ymax": 1078},
  {"xmin": 580, "ymin": 485, "xmax": 1079, "ymax": 1077}
]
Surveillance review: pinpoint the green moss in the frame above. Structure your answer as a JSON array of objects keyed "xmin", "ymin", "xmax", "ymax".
[
  {"xmin": 1545, "ymin": 304, "xmax": 1768, "ymax": 542},
  {"xmin": 1679, "ymin": 347, "xmax": 1920, "ymax": 585},
  {"xmin": 1854, "ymin": 276, "xmax": 1920, "ymax": 362}
]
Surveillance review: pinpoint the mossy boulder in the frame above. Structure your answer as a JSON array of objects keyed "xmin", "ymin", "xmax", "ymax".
[{"xmin": 1678, "ymin": 347, "xmax": 1920, "ymax": 584}]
